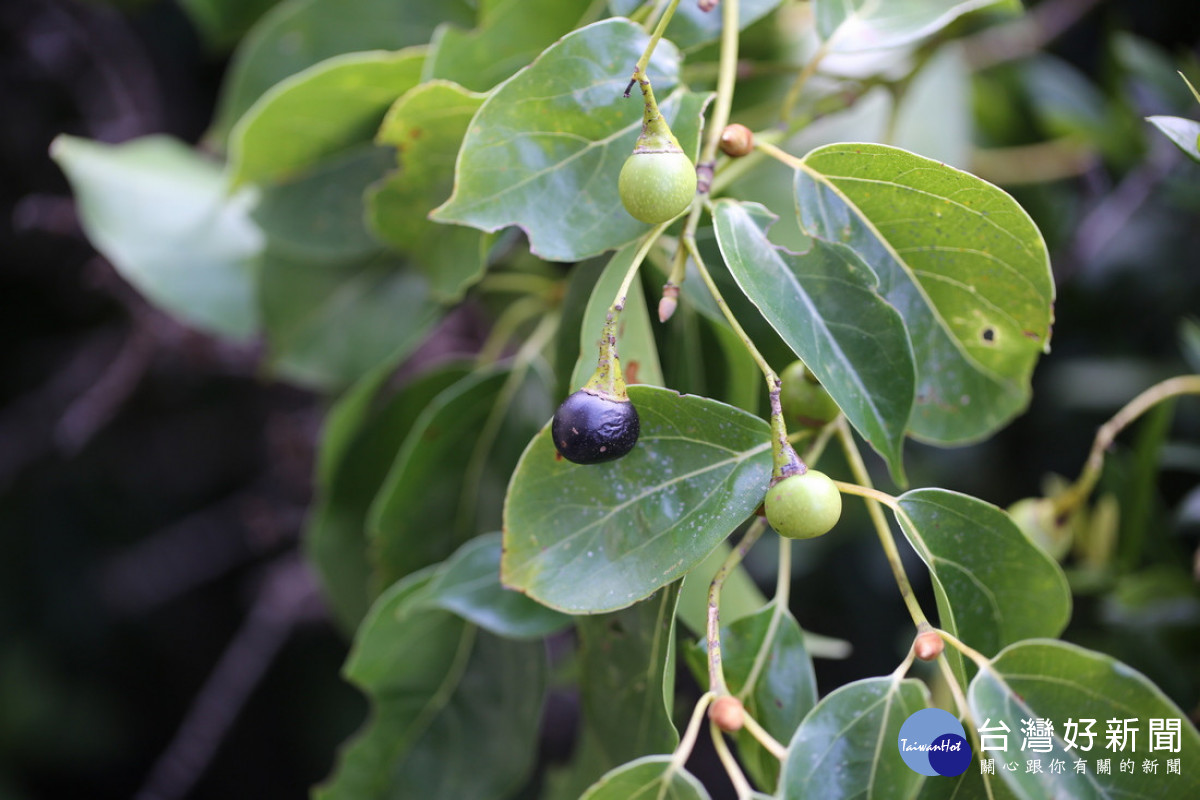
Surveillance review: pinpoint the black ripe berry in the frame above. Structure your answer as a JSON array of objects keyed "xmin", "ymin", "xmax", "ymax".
[{"xmin": 552, "ymin": 389, "xmax": 640, "ymax": 465}]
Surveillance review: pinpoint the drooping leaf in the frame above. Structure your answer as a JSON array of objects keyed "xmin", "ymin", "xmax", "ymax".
[
  {"xmin": 579, "ymin": 755, "xmax": 711, "ymax": 800},
  {"xmin": 814, "ymin": 0, "xmax": 1010, "ymax": 53},
  {"xmin": 569, "ymin": 242, "xmax": 664, "ymax": 391},
  {"xmin": 368, "ymin": 80, "xmax": 490, "ymax": 302},
  {"xmin": 433, "ymin": 19, "xmax": 709, "ymax": 262},
  {"xmin": 502, "ymin": 385, "xmax": 773, "ymax": 613},
  {"xmin": 50, "ymin": 135, "xmax": 261, "ymax": 341},
  {"xmin": 258, "ymin": 251, "xmax": 437, "ymax": 390},
  {"xmin": 228, "ymin": 49, "xmax": 423, "ymax": 188},
  {"xmin": 796, "ymin": 143, "xmax": 1054, "ymax": 444},
  {"xmin": 578, "ymin": 585, "xmax": 681, "ymax": 769},
  {"xmin": 714, "ymin": 199, "xmax": 915, "ymax": 484},
  {"xmin": 315, "ymin": 571, "xmax": 545, "ymax": 800},
  {"xmin": 370, "ymin": 367, "xmax": 552, "ymax": 587},
  {"xmin": 896, "ymin": 489, "xmax": 1072, "ymax": 665},
  {"xmin": 424, "ymin": 0, "xmax": 585, "ymax": 92},
  {"xmin": 780, "ymin": 675, "xmax": 930, "ymax": 799},
  {"xmin": 422, "ymin": 533, "xmax": 570, "ymax": 640},
  {"xmin": 968, "ymin": 640, "xmax": 1200, "ymax": 800},
  {"xmin": 209, "ymin": 0, "xmax": 471, "ymax": 143},
  {"xmin": 688, "ymin": 599, "xmax": 818, "ymax": 792},
  {"xmin": 307, "ymin": 361, "xmax": 471, "ymax": 629},
  {"xmin": 1146, "ymin": 115, "xmax": 1200, "ymax": 163}
]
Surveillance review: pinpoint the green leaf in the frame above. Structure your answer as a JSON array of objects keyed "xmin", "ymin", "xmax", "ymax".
[
  {"xmin": 714, "ymin": 199, "xmax": 915, "ymax": 484},
  {"xmin": 315, "ymin": 571, "xmax": 545, "ymax": 800},
  {"xmin": 253, "ymin": 144, "xmax": 396, "ymax": 262},
  {"xmin": 178, "ymin": 0, "xmax": 281, "ymax": 50},
  {"xmin": 664, "ymin": 0, "xmax": 784, "ymax": 51},
  {"xmin": 796, "ymin": 143, "xmax": 1055, "ymax": 444},
  {"xmin": 370, "ymin": 367, "xmax": 552, "ymax": 587},
  {"xmin": 368, "ymin": 80, "xmax": 490, "ymax": 302},
  {"xmin": 209, "ymin": 0, "xmax": 472, "ymax": 143},
  {"xmin": 258, "ymin": 252, "xmax": 437, "ymax": 390},
  {"xmin": 421, "ymin": 533, "xmax": 570, "ymax": 640},
  {"xmin": 433, "ymin": 19, "xmax": 708, "ymax": 262},
  {"xmin": 229, "ymin": 49, "xmax": 425, "ymax": 188},
  {"xmin": 896, "ymin": 489, "xmax": 1072, "ymax": 663},
  {"xmin": 578, "ymin": 585, "xmax": 681, "ymax": 769},
  {"xmin": 502, "ymin": 385, "xmax": 773, "ymax": 613},
  {"xmin": 814, "ymin": 0, "xmax": 1008, "ymax": 53},
  {"xmin": 780, "ymin": 675, "xmax": 930, "ymax": 799},
  {"xmin": 692, "ymin": 599, "xmax": 818, "ymax": 792},
  {"xmin": 569, "ymin": 243, "xmax": 664, "ymax": 391},
  {"xmin": 676, "ymin": 540, "xmax": 768, "ymax": 635},
  {"xmin": 968, "ymin": 639, "xmax": 1200, "ymax": 800},
  {"xmin": 891, "ymin": 43, "xmax": 972, "ymax": 169},
  {"xmin": 1146, "ymin": 115, "xmax": 1200, "ymax": 163},
  {"xmin": 424, "ymin": 0, "xmax": 585, "ymax": 92},
  {"xmin": 306, "ymin": 362, "xmax": 471, "ymax": 630},
  {"xmin": 50, "ymin": 135, "xmax": 260, "ymax": 341},
  {"xmin": 579, "ymin": 755, "xmax": 711, "ymax": 800}
]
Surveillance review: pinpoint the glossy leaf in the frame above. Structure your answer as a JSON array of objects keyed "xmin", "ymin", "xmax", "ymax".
[
  {"xmin": 229, "ymin": 49, "xmax": 424, "ymax": 188},
  {"xmin": 424, "ymin": 0, "xmax": 584, "ymax": 92},
  {"xmin": 814, "ymin": 0, "xmax": 1008, "ymax": 53},
  {"xmin": 714, "ymin": 199, "xmax": 914, "ymax": 484},
  {"xmin": 50, "ymin": 135, "xmax": 261, "ymax": 341},
  {"xmin": 1147, "ymin": 115, "xmax": 1200, "ymax": 163},
  {"xmin": 781, "ymin": 675, "xmax": 930, "ymax": 799},
  {"xmin": 664, "ymin": 0, "xmax": 784, "ymax": 51},
  {"xmin": 307, "ymin": 361, "xmax": 471, "ymax": 629},
  {"xmin": 258, "ymin": 252, "xmax": 437, "ymax": 390},
  {"xmin": 502, "ymin": 385, "xmax": 773, "ymax": 613},
  {"xmin": 370, "ymin": 367, "xmax": 551, "ymax": 587},
  {"xmin": 569, "ymin": 242, "xmax": 664, "ymax": 391},
  {"xmin": 690, "ymin": 599, "xmax": 817, "ymax": 791},
  {"xmin": 579, "ymin": 756, "xmax": 711, "ymax": 800},
  {"xmin": 896, "ymin": 489, "xmax": 1072, "ymax": 662},
  {"xmin": 796, "ymin": 143, "xmax": 1054, "ymax": 444},
  {"xmin": 578, "ymin": 585, "xmax": 681, "ymax": 768},
  {"xmin": 368, "ymin": 80, "xmax": 489, "ymax": 302},
  {"xmin": 968, "ymin": 639, "xmax": 1200, "ymax": 800},
  {"xmin": 315, "ymin": 571, "xmax": 545, "ymax": 800},
  {"xmin": 422, "ymin": 533, "xmax": 570, "ymax": 640},
  {"xmin": 433, "ymin": 19, "xmax": 709, "ymax": 262},
  {"xmin": 209, "ymin": 0, "xmax": 471, "ymax": 142}
]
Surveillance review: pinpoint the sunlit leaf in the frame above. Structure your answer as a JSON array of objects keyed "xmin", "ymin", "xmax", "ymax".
[
  {"xmin": 50, "ymin": 135, "xmax": 261, "ymax": 341},
  {"xmin": 796, "ymin": 143, "xmax": 1054, "ymax": 444},
  {"xmin": 780, "ymin": 675, "xmax": 930, "ymax": 799},
  {"xmin": 502, "ymin": 385, "xmax": 772, "ymax": 613},
  {"xmin": 814, "ymin": 0, "xmax": 1009, "ymax": 53},
  {"xmin": 714, "ymin": 199, "xmax": 914, "ymax": 483}
]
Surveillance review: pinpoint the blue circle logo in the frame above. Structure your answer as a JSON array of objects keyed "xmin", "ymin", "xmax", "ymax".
[{"xmin": 897, "ymin": 708, "xmax": 972, "ymax": 777}]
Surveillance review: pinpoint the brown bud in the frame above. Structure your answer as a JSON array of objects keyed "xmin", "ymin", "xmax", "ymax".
[
  {"xmin": 913, "ymin": 630, "xmax": 945, "ymax": 661},
  {"xmin": 719, "ymin": 123, "xmax": 754, "ymax": 158},
  {"xmin": 709, "ymin": 695, "xmax": 745, "ymax": 732}
]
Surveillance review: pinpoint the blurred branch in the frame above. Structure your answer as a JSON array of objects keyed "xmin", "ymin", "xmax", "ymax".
[{"xmin": 964, "ymin": 0, "xmax": 1104, "ymax": 71}]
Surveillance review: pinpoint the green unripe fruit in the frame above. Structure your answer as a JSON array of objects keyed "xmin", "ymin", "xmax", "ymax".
[
  {"xmin": 765, "ymin": 469, "xmax": 842, "ymax": 539},
  {"xmin": 619, "ymin": 149, "xmax": 697, "ymax": 224},
  {"xmin": 780, "ymin": 361, "xmax": 840, "ymax": 427}
]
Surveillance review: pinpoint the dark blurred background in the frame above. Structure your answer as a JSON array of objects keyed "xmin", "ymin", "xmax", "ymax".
[{"xmin": 2, "ymin": 1, "xmax": 1199, "ymax": 799}]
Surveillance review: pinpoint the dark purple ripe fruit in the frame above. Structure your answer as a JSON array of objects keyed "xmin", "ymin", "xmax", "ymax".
[{"xmin": 551, "ymin": 389, "xmax": 640, "ymax": 465}]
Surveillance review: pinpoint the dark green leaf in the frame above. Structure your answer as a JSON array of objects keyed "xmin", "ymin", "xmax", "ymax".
[
  {"xmin": 578, "ymin": 585, "xmax": 681, "ymax": 768},
  {"xmin": 502, "ymin": 385, "xmax": 773, "ymax": 613},
  {"xmin": 579, "ymin": 755, "xmax": 711, "ymax": 800},
  {"xmin": 896, "ymin": 489, "xmax": 1072, "ymax": 663},
  {"xmin": 714, "ymin": 199, "xmax": 914, "ymax": 484},
  {"xmin": 796, "ymin": 143, "xmax": 1054, "ymax": 444},
  {"xmin": 178, "ymin": 0, "xmax": 281, "ymax": 50},
  {"xmin": 368, "ymin": 80, "xmax": 489, "ymax": 302},
  {"xmin": 968, "ymin": 639, "xmax": 1200, "ymax": 800},
  {"xmin": 433, "ymin": 19, "xmax": 708, "ymax": 262},
  {"xmin": 50, "ymin": 135, "xmax": 260, "ymax": 340},
  {"xmin": 780, "ymin": 675, "xmax": 930, "ymax": 799}
]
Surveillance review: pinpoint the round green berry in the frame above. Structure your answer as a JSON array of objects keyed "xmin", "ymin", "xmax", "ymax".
[
  {"xmin": 779, "ymin": 361, "xmax": 840, "ymax": 427},
  {"xmin": 618, "ymin": 150, "xmax": 697, "ymax": 225},
  {"xmin": 764, "ymin": 469, "xmax": 842, "ymax": 539}
]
